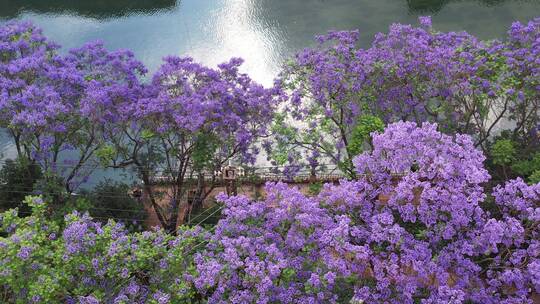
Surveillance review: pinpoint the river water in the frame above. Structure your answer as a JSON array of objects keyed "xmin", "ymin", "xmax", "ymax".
[{"xmin": 1, "ymin": 0, "xmax": 539, "ymax": 186}]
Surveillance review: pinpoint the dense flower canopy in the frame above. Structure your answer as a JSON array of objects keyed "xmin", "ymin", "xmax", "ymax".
[
  {"xmin": 0, "ymin": 21, "xmax": 149, "ymax": 191},
  {"xmin": 135, "ymin": 56, "xmax": 281, "ymax": 164},
  {"xmin": 1, "ymin": 122, "xmax": 540, "ymax": 303},
  {"xmin": 269, "ymin": 16, "xmax": 540, "ymax": 176},
  {"xmin": 66, "ymin": 40, "xmax": 147, "ymax": 124},
  {"xmin": 0, "ymin": 20, "xmax": 283, "ymax": 229},
  {"xmin": 193, "ymin": 121, "xmax": 540, "ymax": 304},
  {"xmin": 0, "ymin": 21, "xmax": 80, "ymax": 150},
  {"xmin": 192, "ymin": 184, "xmax": 356, "ymax": 303},
  {"xmin": 0, "ymin": 16, "xmax": 540, "ymax": 304}
]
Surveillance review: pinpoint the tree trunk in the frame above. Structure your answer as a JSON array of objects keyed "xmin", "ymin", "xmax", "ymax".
[
  {"xmin": 139, "ymin": 170, "xmax": 169, "ymax": 231},
  {"xmin": 167, "ymin": 197, "xmax": 179, "ymax": 234},
  {"xmin": 183, "ymin": 173, "xmax": 205, "ymax": 225}
]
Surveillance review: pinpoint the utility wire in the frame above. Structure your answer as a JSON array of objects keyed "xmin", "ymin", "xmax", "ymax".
[
  {"xmin": 0, "ymin": 189, "xmax": 149, "ymax": 200},
  {"xmin": 186, "ymin": 204, "xmax": 224, "ymax": 226},
  {"xmin": 2, "ymin": 191, "xmax": 225, "ymax": 220},
  {"xmin": 13, "ymin": 210, "xmax": 147, "ymax": 224},
  {"xmin": 0, "ymin": 158, "xmax": 340, "ymax": 172},
  {"xmin": 10, "ymin": 202, "xmax": 224, "ymax": 227}
]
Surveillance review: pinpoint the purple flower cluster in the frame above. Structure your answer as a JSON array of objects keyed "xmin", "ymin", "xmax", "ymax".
[
  {"xmin": 135, "ymin": 55, "xmax": 280, "ymax": 164},
  {"xmin": 353, "ymin": 121, "xmax": 489, "ymax": 241},
  {"xmin": 0, "ymin": 21, "xmax": 148, "ymax": 192},
  {"xmin": 272, "ymin": 17, "xmax": 540, "ymax": 172},
  {"xmin": 0, "ymin": 21, "xmax": 78, "ymax": 142},
  {"xmin": 1, "ymin": 122, "xmax": 539, "ymax": 303},
  {"xmin": 468, "ymin": 178, "xmax": 540, "ymax": 303},
  {"xmin": 195, "ymin": 122, "xmax": 540, "ymax": 303},
  {"xmin": 193, "ymin": 185, "xmax": 356, "ymax": 303}
]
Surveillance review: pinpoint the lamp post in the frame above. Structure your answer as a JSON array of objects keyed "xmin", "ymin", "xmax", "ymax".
[{"xmin": 223, "ymin": 166, "xmax": 238, "ymax": 196}]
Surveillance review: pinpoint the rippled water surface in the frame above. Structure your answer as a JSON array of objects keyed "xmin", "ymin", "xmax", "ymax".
[{"xmin": 1, "ymin": 0, "xmax": 539, "ymax": 183}]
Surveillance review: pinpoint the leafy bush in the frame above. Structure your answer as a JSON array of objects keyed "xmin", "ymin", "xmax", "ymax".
[
  {"xmin": 0, "ymin": 196, "xmax": 206, "ymax": 303},
  {"xmin": 82, "ymin": 180, "xmax": 147, "ymax": 232},
  {"xmin": 488, "ymin": 132, "xmax": 540, "ymax": 184},
  {"xmin": 347, "ymin": 115, "xmax": 385, "ymax": 157},
  {"xmin": 491, "ymin": 139, "xmax": 516, "ymax": 166},
  {"xmin": 530, "ymin": 170, "xmax": 540, "ymax": 184},
  {"xmin": 340, "ymin": 115, "xmax": 385, "ymax": 177},
  {"xmin": 0, "ymin": 158, "xmax": 42, "ymax": 214}
]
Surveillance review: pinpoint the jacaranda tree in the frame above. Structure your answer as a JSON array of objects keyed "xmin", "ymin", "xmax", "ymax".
[
  {"xmin": 0, "ymin": 21, "xmax": 147, "ymax": 195},
  {"xmin": 0, "ymin": 21, "xmax": 84, "ymax": 193},
  {"xmin": 100, "ymin": 56, "xmax": 282, "ymax": 232},
  {"xmin": 269, "ymin": 17, "xmax": 540, "ymax": 178}
]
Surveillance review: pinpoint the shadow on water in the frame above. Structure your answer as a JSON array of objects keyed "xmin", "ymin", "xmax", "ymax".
[
  {"xmin": 0, "ymin": 0, "xmax": 177, "ymax": 20},
  {"xmin": 406, "ymin": 0, "xmax": 518, "ymax": 13}
]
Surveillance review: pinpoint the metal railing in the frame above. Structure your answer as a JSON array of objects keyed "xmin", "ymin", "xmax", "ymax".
[{"xmin": 149, "ymin": 165, "xmax": 346, "ymax": 184}]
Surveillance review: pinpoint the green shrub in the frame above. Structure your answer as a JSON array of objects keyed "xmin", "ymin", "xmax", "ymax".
[
  {"xmin": 0, "ymin": 158, "xmax": 42, "ymax": 215},
  {"xmin": 82, "ymin": 180, "xmax": 147, "ymax": 232},
  {"xmin": 491, "ymin": 139, "xmax": 516, "ymax": 166},
  {"xmin": 0, "ymin": 195, "xmax": 203, "ymax": 303}
]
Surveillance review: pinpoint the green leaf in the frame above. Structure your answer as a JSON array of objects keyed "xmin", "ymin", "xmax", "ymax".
[
  {"xmin": 281, "ymin": 267, "xmax": 296, "ymax": 282},
  {"xmin": 141, "ymin": 129, "xmax": 155, "ymax": 140},
  {"xmin": 529, "ymin": 170, "xmax": 540, "ymax": 185},
  {"xmin": 490, "ymin": 139, "xmax": 516, "ymax": 166},
  {"xmin": 348, "ymin": 115, "xmax": 385, "ymax": 157},
  {"xmin": 95, "ymin": 145, "xmax": 116, "ymax": 166}
]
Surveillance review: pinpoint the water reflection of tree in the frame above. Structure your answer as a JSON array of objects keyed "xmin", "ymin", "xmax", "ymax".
[
  {"xmin": 0, "ymin": 0, "xmax": 177, "ymax": 19},
  {"xmin": 406, "ymin": 0, "xmax": 508, "ymax": 13}
]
